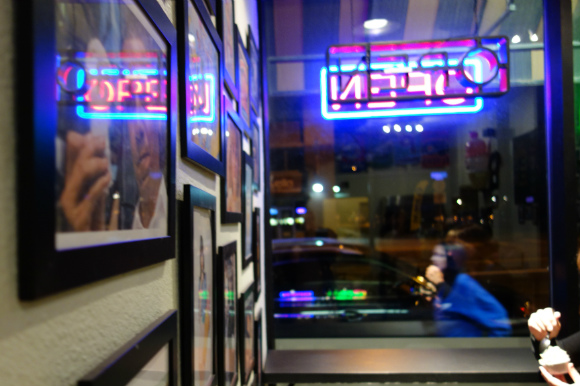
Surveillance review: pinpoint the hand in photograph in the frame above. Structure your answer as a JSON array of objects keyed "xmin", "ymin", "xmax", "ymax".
[{"xmin": 59, "ymin": 131, "xmax": 111, "ymax": 231}]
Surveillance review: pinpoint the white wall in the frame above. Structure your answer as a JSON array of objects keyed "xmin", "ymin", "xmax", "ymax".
[{"xmin": 0, "ymin": 0, "xmax": 266, "ymax": 385}]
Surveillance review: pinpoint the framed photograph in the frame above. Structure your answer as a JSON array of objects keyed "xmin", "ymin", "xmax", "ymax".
[
  {"xmin": 236, "ymin": 27, "xmax": 251, "ymax": 129},
  {"xmin": 217, "ymin": 0, "xmax": 238, "ymax": 100},
  {"xmin": 221, "ymin": 108, "xmax": 244, "ymax": 223},
  {"xmin": 252, "ymin": 208, "xmax": 261, "ymax": 298},
  {"xmin": 247, "ymin": 27, "xmax": 260, "ymax": 115},
  {"xmin": 217, "ymin": 241, "xmax": 238, "ymax": 386},
  {"xmin": 238, "ymin": 286, "xmax": 255, "ymax": 386},
  {"xmin": 254, "ymin": 311, "xmax": 263, "ymax": 386},
  {"xmin": 250, "ymin": 112, "xmax": 260, "ymax": 192},
  {"xmin": 178, "ymin": 0, "xmax": 224, "ymax": 175},
  {"xmin": 242, "ymin": 153, "xmax": 253, "ymax": 269},
  {"xmin": 78, "ymin": 310, "xmax": 178, "ymax": 386},
  {"xmin": 18, "ymin": 0, "xmax": 177, "ymax": 300},
  {"xmin": 180, "ymin": 185, "xmax": 217, "ymax": 386}
]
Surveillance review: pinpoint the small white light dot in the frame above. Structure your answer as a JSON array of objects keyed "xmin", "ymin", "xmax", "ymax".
[
  {"xmin": 530, "ymin": 34, "xmax": 538, "ymax": 42},
  {"xmin": 383, "ymin": 125, "xmax": 391, "ymax": 134},
  {"xmin": 511, "ymin": 35, "xmax": 521, "ymax": 44},
  {"xmin": 503, "ymin": 195, "xmax": 508, "ymax": 202},
  {"xmin": 394, "ymin": 124, "xmax": 401, "ymax": 132},
  {"xmin": 491, "ymin": 196, "xmax": 497, "ymax": 203},
  {"xmin": 363, "ymin": 18, "xmax": 388, "ymax": 30},
  {"xmin": 415, "ymin": 124, "xmax": 424, "ymax": 132},
  {"xmin": 200, "ymin": 127, "xmax": 208, "ymax": 135},
  {"xmin": 312, "ymin": 183, "xmax": 324, "ymax": 193},
  {"xmin": 457, "ymin": 198, "xmax": 463, "ymax": 206},
  {"xmin": 405, "ymin": 125, "xmax": 412, "ymax": 132},
  {"xmin": 333, "ymin": 185, "xmax": 340, "ymax": 193}
]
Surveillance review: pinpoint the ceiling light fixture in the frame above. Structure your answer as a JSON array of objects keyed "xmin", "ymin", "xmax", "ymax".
[{"xmin": 363, "ymin": 18, "xmax": 388, "ymax": 30}]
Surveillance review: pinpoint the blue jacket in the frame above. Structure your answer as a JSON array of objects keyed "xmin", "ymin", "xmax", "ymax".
[{"xmin": 434, "ymin": 273, "xmax": 512, "ymax": 337}]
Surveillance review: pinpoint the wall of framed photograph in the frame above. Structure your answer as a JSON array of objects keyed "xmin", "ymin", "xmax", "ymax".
[
  {"xmin": 18, "ymin": 0, "xmax": 177, "ymax": 300},
  {"xmin": 78, "ymin": 310, "xmax": 178, "ymax": 386},
  {"xmin": 180, "ymin": 185, "xmax": 217, "ymax": 386},
  {"xmin": 217, "ymin": 241, "xmax": 239, "ymax": 386},
  {"xmin": 218, "ymin": 0, "xmax": 238, "ymax": 101},
  {"xmin": 242, "ymin": 153, "xmax": 254, "ymax": 269},
  {"xmin": 239, "ymin": 285, "xmax": 255, "ymax": 386},
  {"xmin": 178, "ymin": 0, "xmax": 225, "ymax": 176},
  {"xmin": 222, "ymin": 107, "xmax": 245, "ymax": 223},
  {"xmin": 236, "ymin": 26, "xmax": 252, "ymax": 131}
]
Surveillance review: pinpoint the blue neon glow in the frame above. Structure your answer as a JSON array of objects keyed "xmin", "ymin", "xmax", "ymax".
[
  {"xmin": 430, "ymin": 171, "xmax": 448, "ymax": 181},
  {"xmin": 76, "ymin": 106, "xmax": 166, "ymax": 120},
  {"xmin": 123, "ymin": 69, "xmax": 130, "ymax": 75},
  {"xmin": 133, "ymin": 69, "xmax": 159, "ymax": 76},
  {"xmin": 295, "ymin": 207, "xmax": 307, "ymax": 215},
  {"xmin": 320, "ymin": 68, "xmax": 484, "ymax": 119},
  {"xmin": 77, "ymin": 69, "xmax": 85, "ymax": 90},
  {"xmin": 188, "ymin": 74, "xmax": 216, "ymax": 123},
  {"xmin": 102, "ymin": 69, "xmax": 120, "ymax": 76},
  {"xmin": 270, "ymin": 208, "xmax": 279, "ymax": 216},
  {"xmin": 76, "ymin": 96, "xmax": 84, "ymax": 102},
  {"xmin": 89, "ymin": 69, "xmax": 99, "ymax": 76}
]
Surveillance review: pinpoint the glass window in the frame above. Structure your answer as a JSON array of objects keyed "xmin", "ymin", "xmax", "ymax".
[{"xmin": 264, "ymin": 0, "xmax": 549, "ymax": 339}]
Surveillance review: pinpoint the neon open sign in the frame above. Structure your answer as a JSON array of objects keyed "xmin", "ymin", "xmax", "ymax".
[
  {"xmin": 56, "ymin": 52, "xmax": 169, "ymax": 120},
  {"xmin": 321, "ymin": 36, "xmax": 509, "ymax": 119}
]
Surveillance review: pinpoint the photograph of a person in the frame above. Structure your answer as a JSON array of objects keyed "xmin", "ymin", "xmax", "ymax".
[
  {"xmin": 55, "ymin": 1, "xmax": 169, "ymax": 250},
  {"xmin": 186, "ymin": 0, "xmax": 221, "ymax": 161},
  {"xmin": 193, "ymin": 209, "xmax": 213, "ymax": 386},
  {"xmin": 225, "ymin": 113, "xmax": 242, "ymax": 215},
  {"xmin": 221, "ymin": 243, "xmax": 238, "ymax": 386}
]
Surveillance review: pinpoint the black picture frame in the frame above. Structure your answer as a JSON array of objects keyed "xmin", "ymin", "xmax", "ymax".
[
  {"xmin": 254, "ymin": 310, "xmax": 262, "ymax": 386},
  {"xmin": 236, "ymin": 26, "xmax": 251, "ymax": 129},
  {"xmin": 221, "ymin": 107, "xmax": 244, "ymax": 224},
  {"xmin": 250, "ymin": 110, "xmax": 260, "ymax": 191},
  {"xmin": 178, "ymin": 0, "xmax": 225, "ymax": 176},
  {"xmin": 247, "ymin": 26, "xmax": 261, "ymax": 115},
  {"xmin": 217, "ymin": 241, "xmax": 239, "ymax": 386},
  {"xmin": 239, "ymin": 285, "xmax": 255, "ymax": 386},
  {"xmin": 202, "ymin": 0, "xmax": 216, "ymax": 16},
  {"xmin": 18, "ymin": 0, "xmax": 177, "ymax": 300},
  {"xmin": 78, "ymin": 310, "xmax": 178, "ymax": 386},
  {"xmin": 217, "ymin": 0, "xmax": 238, "ymax": 101},
  {"xmin": 180, "ymin": 185, "xmax": 217, "ymax": 386},
  {"xmin": 253, "ymin": 208, "xmax": 261, "ymax": 298},
  {"xmin": 242, "ymin": 153, "xmax": 253, "ymax": 269}
]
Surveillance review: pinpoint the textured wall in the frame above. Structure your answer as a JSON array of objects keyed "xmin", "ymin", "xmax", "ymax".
[{"xmin": 0, "ymin": 0, "xmax": 264, "ymax": 385}]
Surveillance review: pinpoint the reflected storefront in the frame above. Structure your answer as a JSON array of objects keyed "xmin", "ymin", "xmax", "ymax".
[{"xmin": 261, "ymin": 0, "xmax": 577, "ymax": 342}]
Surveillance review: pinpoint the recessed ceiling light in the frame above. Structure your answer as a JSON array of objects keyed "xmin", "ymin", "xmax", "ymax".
[
  {"xmin": 511, "ymin": 35, "xmax": 521, "ymax": 44},
  {"xmin": 364, "ymin": 18, "xmax": 388, "ymax": 30}
]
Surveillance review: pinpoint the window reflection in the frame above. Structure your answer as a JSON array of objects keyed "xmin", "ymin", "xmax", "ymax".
[{"xmin": 265, "ymin": 0, "xmax": 548, "ymax": 338}]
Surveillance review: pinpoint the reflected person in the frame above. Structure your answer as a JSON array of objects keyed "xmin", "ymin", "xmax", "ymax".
[{"xmin": 426, "ymin": 244, "xmax": 511, "ymax": 337}]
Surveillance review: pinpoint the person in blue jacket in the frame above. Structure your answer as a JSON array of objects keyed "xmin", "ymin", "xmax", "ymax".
[{"xmin": 425, "ymin": 243, "xmax": 512, "ymax": 337}]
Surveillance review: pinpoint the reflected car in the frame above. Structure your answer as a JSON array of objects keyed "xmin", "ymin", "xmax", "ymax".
[{"xmin": 272, "ymin": 238, "xmax": 433, "ymax": 323}]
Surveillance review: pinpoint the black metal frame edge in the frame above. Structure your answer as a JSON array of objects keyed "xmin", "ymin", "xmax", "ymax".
[
  {"xmin": 250, "ymin": 109, "xmax": 260, "ymax": 192},
  {"xmin": 543, "ymin": 0, "xmax": 579, "ymax": 335},
  {"xmin": 221, "ymin": 109, "xmax": 245, "ymax": 224},
  {"xmin": 18, "ymin": 0, "xmax": 177, "ymax": 300},
  {"xmin": 253, "ymin": 310, "xmax": 263, "ymax": 386},
  {"xmin": 178, "ymin": 0, "xmax": 226, "ymax": 176},
  {"xmin": 238, "ymin": 285, "xmax": 255, "ymax": 386},
  {"xmin": 180, "ymin": 186, "xmax": 217, "ymax": 386},
  {"xmin": 78, "ymin": 310, "xmax": 178, "ymax": 386},
  {"xmin": 257, "ymin": 0, "xmax": 275, "ymax": 352},
  {"xmin": 242, "ymin": 152, "xmax": 254, "ymax": 269},
  {"xmin": 252, "ymin": 208, "xmax": 261, "ymax": 298},
  {"xmin": 217, "ymin": 241, "xmax": 239, "ymax": 386}
]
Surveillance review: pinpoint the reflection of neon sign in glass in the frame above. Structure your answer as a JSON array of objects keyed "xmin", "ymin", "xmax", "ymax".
[
  {"xmin": 322, "ymin": 36, "xmax": 509, "ymax": 119},
  {"xmin": 189, "ymin": 74, "xmax": 216, "ymax": 123},
  {"xmin": 56, "ymin": 53, "xmax": 168, "ymax": 120}
]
